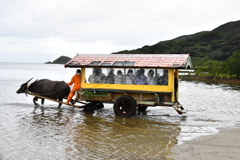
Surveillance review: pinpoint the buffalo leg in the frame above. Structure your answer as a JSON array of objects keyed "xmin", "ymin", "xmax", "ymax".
[
  {"xmin": 33, "ymin": 96, "xmax": 40, "ymax": 113},
  {"xmin": 58, "ymin": 98, "xmax": 63, "ymax": 108},
  {"xmin": 40, "ymin": 98, "xmax": 45, "ymax": 112},
  {"xmin": 33, "ymin": 97, "xmax": 39, "ymax": 106},
  {"xmin": 41, "ymin": 98, "xmax": 45, "ymax": 105}
]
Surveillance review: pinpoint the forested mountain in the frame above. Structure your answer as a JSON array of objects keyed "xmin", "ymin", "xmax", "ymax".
[{"xmin": 113, "ymin": 20, "xmax": 240, "ymax": 66}]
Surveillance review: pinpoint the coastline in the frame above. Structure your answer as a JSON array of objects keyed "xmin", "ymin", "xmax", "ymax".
[
  {"xmin": 168, "ymin": 124, "xmax": 240, "ymax": 160},
  {"xmin": 180, "ymin": 75, "xmax": 240, "ymax": 88}
]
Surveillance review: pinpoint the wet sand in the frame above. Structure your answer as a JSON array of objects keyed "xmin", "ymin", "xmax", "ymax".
[{"xmin": 169, "ymin": 125, "xmax": 240, "ymax": 160}]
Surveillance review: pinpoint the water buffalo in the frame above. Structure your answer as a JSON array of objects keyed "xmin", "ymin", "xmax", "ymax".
[{"xmin": 16, "ymin": 78, "xmax": 70, "ymax": 109}]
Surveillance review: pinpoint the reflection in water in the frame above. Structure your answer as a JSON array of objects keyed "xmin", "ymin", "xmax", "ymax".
[{"xmin": 19, "ymin": 108, "xmax": 181, "ymax": 159}]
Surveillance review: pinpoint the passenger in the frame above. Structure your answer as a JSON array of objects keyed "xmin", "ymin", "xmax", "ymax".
[
  {"xmin": 134, "ymin": 69, "xmax": 148, "ymax": 85},
  {"xmin": 66, "ymin": 69, "xmax": 81, "ymax": 104},
  {"xmin": 115, "ymin": 70, "xmax": 123, "ymax": 84},
  {"xmin": 157, "ymin": 69, "xmax": 168, "ymax": 85},
  {"xmin": 125, "ymin": 69, "xmax": 135, "ymax": 84},
  {"xmin": 103, "ymin": 68, "xmax": 115, "ymax": 84},
  {"xmin": 95, "ymin": 68, "xmax": 106, "ymax": 83},
  {"xmin": 147, "ymin": 69, "xmax": 155, "ymax": 85},
  {"xmin": 88, "ymin": 68, "xmax": 97, "ymax": 83}
]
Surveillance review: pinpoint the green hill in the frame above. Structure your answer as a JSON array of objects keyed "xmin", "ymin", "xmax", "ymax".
[{"xmin": 112, "ymin": 20, "xmax": 240, "ymax": 66}]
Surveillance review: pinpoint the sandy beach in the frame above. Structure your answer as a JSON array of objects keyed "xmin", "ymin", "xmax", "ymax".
[{"xmin": 169, "ymin": 124, "xmax": 240, "ymax": 160}]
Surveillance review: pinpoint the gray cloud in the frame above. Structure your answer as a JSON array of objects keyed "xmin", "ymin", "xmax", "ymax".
[{"xmin": 0, "ymin": 0, "xmax": 239, "ymax": 62}]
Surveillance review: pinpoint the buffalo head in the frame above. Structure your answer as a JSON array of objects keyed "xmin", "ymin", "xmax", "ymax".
[{"xmin": 16, "ymin": 78, "xmax": 33, "ymax": 94}]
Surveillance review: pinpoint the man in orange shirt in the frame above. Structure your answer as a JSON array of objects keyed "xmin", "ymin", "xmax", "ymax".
[{"xmin": 66, "ymin": 69, "xmax": 81, "ymax": 104}]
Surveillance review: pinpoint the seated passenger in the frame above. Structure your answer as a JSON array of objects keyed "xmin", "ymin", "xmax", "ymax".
[
  {"xmin": 134, "ymin": 69, "xmax": 148, "ymax": 85},
  {"xmin": 147, "ymin": 69, "xmax": 155, "ymax": 85},
  {"xmin": 88, "ymin": 68, "xmax": 96, "ymax": 83},
  {"xmin": 125, "ymin": 69, "xmax": 135, "ymax": 84},
  {"xmin": 115, "ymin": 70, "xmax": 123, "ymax": 84},
  {"xmin": 103, "ymin": 68, "xmax": 115, "ymax": 84},
  {"xmin": 157, "ymin": 69, "xmax": 168, "ymax": 85},
  {"xmin": 95, "ymin": 68, "xmax": 106, "ymax": 83}
]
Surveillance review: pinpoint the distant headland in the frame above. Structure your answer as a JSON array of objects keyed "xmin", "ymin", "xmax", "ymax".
[{"xmin": 45, "ymin": 56, "xmax": 71, "ymax": 64}]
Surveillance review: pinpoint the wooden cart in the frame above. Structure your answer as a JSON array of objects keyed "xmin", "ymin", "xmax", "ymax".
[{"xmin": 65, "ymin": 54, "xmax": 193, "ymax": 117}]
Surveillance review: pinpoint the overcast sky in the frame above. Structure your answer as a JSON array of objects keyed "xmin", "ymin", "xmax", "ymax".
[{"xmin": 0, "ymin": 0, "xmax": 239, "ymax": 63}]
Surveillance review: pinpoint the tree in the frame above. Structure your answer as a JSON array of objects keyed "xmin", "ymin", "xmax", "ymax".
[{"xmin": 224, "ymin": 50, "xmax": 240, "ymax": 77}]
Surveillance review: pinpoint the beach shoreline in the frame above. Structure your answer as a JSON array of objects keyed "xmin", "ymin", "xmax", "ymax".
[{"xmin": 168, "ymin": 124, "xmax": 240, "ymax": 160}]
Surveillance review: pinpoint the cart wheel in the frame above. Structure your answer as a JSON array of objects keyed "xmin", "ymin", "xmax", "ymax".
[
  {"xmin": 138, "ymin": 105, "xmax": 148, "ymax": 112},
  {"xmin": 89, "ymin": 101, "xmax": 104, "ymax": 110},
  {"xmin": 95, "ymin": 102, "xmax": 104, "ymax": 110},
  {"xmin": 84, "ymin": 103, "xmax": 95, "ymax": 113},
  {"xmin": 113, "ymin": 96, "xmax": 136, "ymax": 117}
]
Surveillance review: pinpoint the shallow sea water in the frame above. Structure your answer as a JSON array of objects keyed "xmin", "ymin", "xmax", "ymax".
[{"xmin": 0, "ymin": 63, "xmax": 239, "ymax": 160}]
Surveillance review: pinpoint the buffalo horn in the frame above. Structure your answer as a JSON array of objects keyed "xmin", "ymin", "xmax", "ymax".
[{"xmin": 26, "ymin": 77, "xmax": 33, "ymax": 83}]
